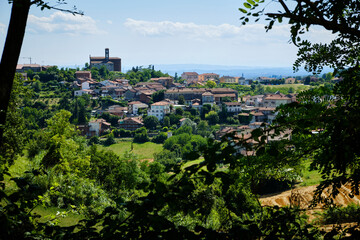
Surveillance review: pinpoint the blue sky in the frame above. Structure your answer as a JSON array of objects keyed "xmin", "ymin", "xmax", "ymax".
[{"xmin": 0, "ymin": 0, "xmax": 334, "ymax": 70}]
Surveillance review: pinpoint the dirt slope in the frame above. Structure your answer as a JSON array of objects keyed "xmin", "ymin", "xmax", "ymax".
[{"xmin": 260, "ymin": 184, "xmax": 360, "ymax": 208}]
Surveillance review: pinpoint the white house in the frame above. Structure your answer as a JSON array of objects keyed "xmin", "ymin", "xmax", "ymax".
[
  {"xmin": 128, "ymin": 101, "xmax": 148, "ymax": 115},
  {"xmin": 262, "ymin": 95, "xmax": 292, "ymax": 107},
  {"xmin": 224, "ymin": 102, "xmax": 242, "ymax": 114},
  {"xmin": 81, "ymin": 81, "xmax": 90, "ymax": 90},
  {"xmin": 148, "ymin": 101, "xmax": 171, "ymax": 121},
  {"xmin": 74, "ymin": 89, "xmax": 94, "ymax": 96}
]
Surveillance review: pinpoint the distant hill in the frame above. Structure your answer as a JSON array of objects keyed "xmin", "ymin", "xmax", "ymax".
[{"xmin": 123, "ymin": 64, "xmax": 332, "ymax": 79}]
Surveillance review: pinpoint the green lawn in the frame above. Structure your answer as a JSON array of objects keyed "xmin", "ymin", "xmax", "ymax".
[
  {"xmin": 99, "ymin": 140, "xmax": 163, "ymax": 160},
  {"xmin": 299, "ymin": 160, "xmax": 323, "ymax": 186},
  {"xmin": 264, "ymin": 84, "xmax": 311, "ymax": 93},
  {"xmin": 32, "ymin": 206, "xmax": 84, "ymax": 227}
]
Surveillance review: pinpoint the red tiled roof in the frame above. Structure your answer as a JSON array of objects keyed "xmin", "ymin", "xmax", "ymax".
[
  {"xmin": 225, "ymin": 102, "xmax": 241, "ymax": 106},
  {"xmin": 152, "ymin": 101, "xmax": 170, "ymax": 106}
]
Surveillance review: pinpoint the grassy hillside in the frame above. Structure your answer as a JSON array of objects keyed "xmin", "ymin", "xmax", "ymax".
[{"xmin": 99, "ymin": 140, "xmax": 163, "ymax": 160}]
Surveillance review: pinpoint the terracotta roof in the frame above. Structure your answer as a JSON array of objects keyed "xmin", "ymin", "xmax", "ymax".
[
  {"xmin": 202, "ymin": 92, "xmax": 214, "ymax": 96},
  {"xmin": 213, "ymin": 93, "xmax": 236, "ymax": 98},
  {"xmin": 264, "ymin": 96, "xmax": 291, "ymax": 100},
  {"xmin": 182, "ymin": 72, "xmax": 198, "ymax": 75},
  {"xmin": 258, "ymin": 107, "xmax": 276, "ymax": 111},
  {"xmin": 250, "ymin": 111, "xmax": 264, "ymax": 116},
  {"xmin": 199, "ymin": 73, "xmax": 219, "ymax": 76},
  {"xmin": 120, "ymin": 117, "xmax": 144, "ymax": 125},
  {"xmin": 152, "ymin": 101, "xmax": 170, "ymax": 106},
  {"xmin": 250, "ymin": 122, "xmax": 268, "ymax": 126},
  {"xmin": 128, "ymin": 101, "xmax": 143, "ymax": 105},
  {"xmin": 209, "ymin": 88, "xmax": 237, "ymax": 93},
  {"xmin": 166, "ymin": 88, "xmax": 206, "ymax": 94},
  {"xmin": 17, "ymin": 64, "xmax": 41, "ymax": 68},
  {"xmin": 225, "ymin": 102, "xmax": 241, "ymax": 106}
]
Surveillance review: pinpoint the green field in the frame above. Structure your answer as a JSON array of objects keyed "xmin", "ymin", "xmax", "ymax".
[
  {"xmin": 264, "ymin": 84, "xmax": 311, "ymax": 93},
  {"xmin": 299, "ymin": 160, "xmax": 323, "ymax": 186},
  {"xmin": 99, "ymin": 140, "xmax": 163, "ymax": 160}
]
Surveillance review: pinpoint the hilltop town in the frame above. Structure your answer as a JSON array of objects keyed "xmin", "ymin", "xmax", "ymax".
[{"xmin": 15, "ymin": 48, "xmax": 339, "ymax": 151}]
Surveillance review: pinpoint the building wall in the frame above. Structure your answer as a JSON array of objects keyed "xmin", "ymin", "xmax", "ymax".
[{"xmin": 181, "ymin": 73, "xmax": 198, "ymax": 81}]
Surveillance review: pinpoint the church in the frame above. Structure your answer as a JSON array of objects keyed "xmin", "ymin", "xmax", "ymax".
[{"xmin": 89, "ymin": 48, "xmax": 121, "ymax": 72}]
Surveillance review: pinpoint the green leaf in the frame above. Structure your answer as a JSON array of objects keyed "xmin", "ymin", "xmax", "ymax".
[
  {"xmin": 244, "ymin": 3, "xmax": 252, "ymax": 9},
  {"xmin": 239, "ymin": 8, "xmax": 248, "ymax": 14},
  {"xmin": 247, "ymin": 0, "xmax": 255, "ymax": 5}
]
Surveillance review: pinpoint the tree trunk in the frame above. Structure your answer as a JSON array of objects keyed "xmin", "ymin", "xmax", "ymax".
[{"xmin": 0, "ymin": 0, "xmax": 31, "ymax": 147}]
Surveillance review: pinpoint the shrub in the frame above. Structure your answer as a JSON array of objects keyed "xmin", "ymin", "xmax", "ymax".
[{"xmin": 152, "ymin": 132, "xmax": 167, "ymax": 144}]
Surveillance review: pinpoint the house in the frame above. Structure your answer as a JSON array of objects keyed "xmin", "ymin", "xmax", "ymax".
[
  {"xmin": 76, "ymin": 71, "xmax": 91, "ymax": 79},
  {"xmin": 224, "ymin": 102, "xmax": 242, "ymax": 114},
  {"xmin": 74, "ymin": 89, "xmax": 95, "ymax": 96},
  {"xmin": 239, "ymin": 78, "xmax": 252, "ymax": 85},
  {"xmin": 135, "ymin": 82, "xmax": 164, "ymax": 89},
  {"xmin": 16, "ymin": 64, "xmax": 41, "ymax": 73},
  {"xmin": 139, "ymin": 90, "xmax": 155, "ymax": 104},
  {"xmin": 220, "ymin": 76, "xmax": 238, "ymax": 84},
  {"xmin": 190, "ymin": 99, "xmax": 202, "ymax": 111},
  {"xmin": 262, "ymin": 94, "xmax": 292, "ymax": 107},
  {"xmin": 209, "ymin": 88, "xmax": 238, "ymax": 103},
  {"xmin": 198, "ymin": 73, "xmax": 219, "ymax": 82},
  {"xmin": 165, "ymin": 88, "xmax": 207, "ymax": 104},
  {"xmin": 79, "ymin": 118, "xmax": 111, "ymax": 137},
  {"xmin": 181, "ymin": 72, "xmax": 199, "ymax": 82},
  {"xmin": 148, "ymin": 101, "xmax": 171, "ymax": 121},
  {"xmin": 124, "ymin": 89, "xmax": 137, "ymax": 101},
  {"xmin": 258, "ymin": 107, "xmax": 277, "ymax": 123},
  {"xmin": 151, "ymin": 77, "xmax": 174, "ymax": 88},
  {"xmin": 202, "ymin": 92, "xmax": 215, "ymax": 105},
  {"xmin": 249, "ymin": 122, "xmax": 268, "ymax": 129},
  {"xmin": 118, "ymin": 117, "xmax": 144, "ymax": 131},
  {"xmin": 215, "ymin": 126, "xmax": 238, "ymax": 140},
  {"xmin": 250, "ymin": 111, "xmax": 267, "ymax": 123},
  {"xmin": 107, "ymin": 105, "xmax": 128, "ymax": 117},
  {"xmin": 128, "ymin": 101, "xmax": 148, "ymax": 115},
  {"xmin": 285, "ymin": 77, "xmax": 296, "ymax": 84},
  {"xmin": 90, "ymin": 48, "xmax": 121, "ymax": 71},
  {"xmin": 244, "ymin": 95, "xmax": 264, "ymax": 107}
]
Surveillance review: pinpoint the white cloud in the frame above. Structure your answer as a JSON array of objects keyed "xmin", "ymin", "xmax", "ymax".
[
  {"xmin": 0, "ymin": 22, "xmax": 6, "ymax": 35},
  {"xmin": 123, "ymin": 18, "xmax": 336, "ymax": 44},
  {"xmin": 107, "ymin": 20, "xmax": 113, "ymax": 25},
  {"xmin": 124, "ymin": 18, "xmax": 289, "ymax": 41},
  {"xmin": 28, "ymin": 11, "xmax": 106, "ymax": 35}
]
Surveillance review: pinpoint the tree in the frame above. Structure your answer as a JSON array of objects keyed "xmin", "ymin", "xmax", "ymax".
[
  {"xmin": 205, "ymin": 80, "xmax": 216, "ymax": 88},
  {"xmin": 205, "ymin": 111, "xmax": 219, "ymax": 125},
  {"xmin": 103, "ymin": 133, "xmax": 116, "ymax": 146},
  {"xmin": 178, "ymin": 95, "xmax": 185, "ymax": 105},
  {"xmin": 143, "ymin": 115, "xmax": 159, "ymax": 130},
  {"xmin": 0, "ymin": 0, "xmax": 82, "ymax": 148},
  {"xmin": 175, "ymin": 107, "xmax": 184, "ymax": 116},
  {"xmin": 151, "ymin": 89, "xmax": 165, "ymax": 103},
  {"xmin": 201, "ymin": 104, "xmax": 212, "ymax": 119},
  {"xmin": 162, "ymin": 116, "xmax": 170, "ymax": 128},
  {"xmin": 240, "ymin": 0, "xmax": 360, "ymax": 205},
  {"xmin": 133, "ymin": 127, "xmax": 150, "ymax": 143}
]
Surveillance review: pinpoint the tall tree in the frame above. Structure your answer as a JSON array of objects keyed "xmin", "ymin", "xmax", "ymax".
[{"xmin": 0, "ymin": 0, "xmax": 82, "ymax": 147}]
